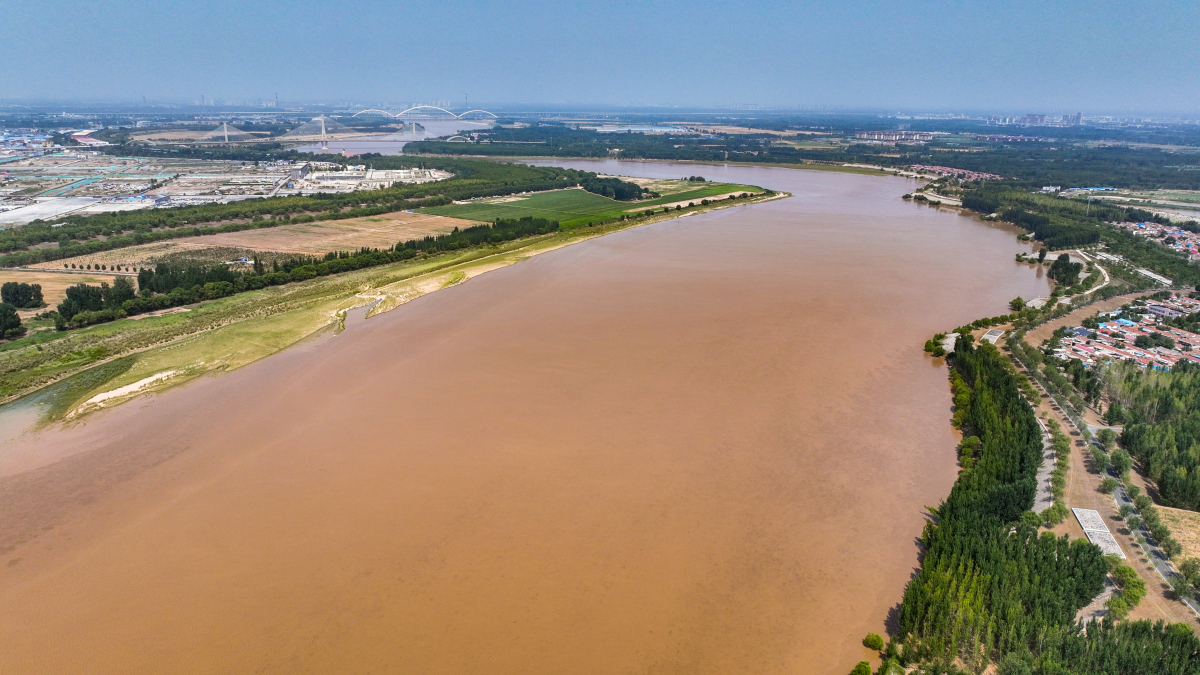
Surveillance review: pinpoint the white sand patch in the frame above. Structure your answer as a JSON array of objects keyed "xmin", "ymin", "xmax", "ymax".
[
  {"xmin": 625, "ymin": 192, "xmax": 754, "ymax": 212},
  {"xmin": 82, "ymin": 371, "xmax": 178, "ymax": 407}
]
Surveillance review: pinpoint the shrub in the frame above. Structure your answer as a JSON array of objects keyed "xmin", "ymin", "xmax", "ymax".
[
  {"xmin": 850, "ymin": 662, "xmax": 872, "ymax": 675},
  {"xmin": 863, "ymin": 632, "xmax": 885, "ymax": 651}
]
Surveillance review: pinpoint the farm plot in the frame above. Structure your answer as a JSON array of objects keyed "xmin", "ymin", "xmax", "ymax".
[
  {"xmin": 30, "ymin": 211, "xmax": 475, "ymax": 273},
  {"xmin": 423, "ymin": 183, "xmax": 763, "ymax": 228}
]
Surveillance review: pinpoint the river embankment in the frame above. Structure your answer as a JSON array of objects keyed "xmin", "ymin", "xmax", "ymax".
[{"xmin": 0, "ymin": 160, "xmax": 1050, "ymax": 674}]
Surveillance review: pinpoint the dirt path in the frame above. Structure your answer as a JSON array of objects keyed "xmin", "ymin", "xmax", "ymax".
[
  {"xmin": 1024, "ymin": 291, "xmax": 1156, "ymax": 346},
  {"xmin": 1008, "ymin": 337, "xmax": 1199, "ymax": 627}
]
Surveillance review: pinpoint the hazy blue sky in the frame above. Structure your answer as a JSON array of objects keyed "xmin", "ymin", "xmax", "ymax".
[{"xmin": 5, "ymin": 0, "xmax": 1198, "ymax": 112}]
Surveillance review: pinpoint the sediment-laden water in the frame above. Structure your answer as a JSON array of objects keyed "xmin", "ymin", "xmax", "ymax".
[{"xmin": 0, "ymin": 161, "xmax": 1049, "ymax": 674}]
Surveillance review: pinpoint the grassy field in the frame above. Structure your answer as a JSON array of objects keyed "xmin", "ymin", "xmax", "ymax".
[
  {"xmin": 421, "ymin": 183, "xmax": 763, "ymax": 227},
  {"xmin": 1159, "ymin": 505, "xmax": 1200, "ymax": 560},
  {"xmin": 0, "ymin": 189, "xmax": 782, "ymax": 421},
  {"xmin": 0, "ymin": 270, "xmax": 119, "ymax": 319}
]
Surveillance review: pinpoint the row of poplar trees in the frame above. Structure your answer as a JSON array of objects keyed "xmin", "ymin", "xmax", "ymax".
[{"xmin": 894, "ymin": 337, "xmax": 1200, "ymax": 674}]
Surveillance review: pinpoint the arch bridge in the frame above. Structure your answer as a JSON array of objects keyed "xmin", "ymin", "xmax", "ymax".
[{"xmin": 350, "ymin": 106, "xmax": 499, "ymax": 120}]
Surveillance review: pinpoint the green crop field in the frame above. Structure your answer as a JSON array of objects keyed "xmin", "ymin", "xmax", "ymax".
[{"xmin": 421, "ymin": 183, "xmax": 763, "ymax": 228}]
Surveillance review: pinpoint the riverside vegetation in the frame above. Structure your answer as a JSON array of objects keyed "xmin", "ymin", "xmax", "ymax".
[
  {"xmin": 863, "ymin": 335, "xmax": 1200, "ymax": 675},
  {"xmin": 49, "ymin": 216, "xmax": 562, "ymax": 330},
  {"xmin": 0, "ymin": 183, "xmax": 777, "ymax": 419}
]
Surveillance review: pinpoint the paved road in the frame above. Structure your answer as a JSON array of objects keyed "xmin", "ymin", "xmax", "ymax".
[
  {"xmin": 1033, "ymin": 416, "xmax": 1056, "ymax": 513},
  {"xmin": 1097, "ymin": 442, "xmax": 1200, "ymax": 618}
]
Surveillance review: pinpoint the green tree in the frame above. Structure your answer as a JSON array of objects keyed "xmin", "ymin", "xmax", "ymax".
[
  {"xmin": 1009, "ymin": 296, "xmax": 1026, "ymax": 311},
  {"xmin": 1172, "ymin": 575, "xmax": 1195, "ymax": 600},
  {"xmin": 1097, "ymin": 428, "xmax": 1118, "ymax": 449},
  {"xmin": 862, "ymin": 632, "xmax": 884, "ymax": 651},
  {"xmin": 849, "ymin": 662, "xmax": 872, "ymax": 675},
  {"xmin": 0, "ymin": 302, "xmax": 25, "ymax": 340},
  {"xmin": 104, "ymin": 276, "xmax": 136, "ymax": 309},
  {"xmin": 0, "ymin": 282, "xmax": 44, "ymax": 308},
  {"xmin": 1181, "ymin": 557, "xmax": 1200, "ymax": 585},
  {"xmin": 998, "ymin": 653, "xmax": 1033, "ymax": 675},
  {"xmin": 1100, "ymin": 477, "xmax": 1119, "ymax": 493},
  {"xmin": 1110, "ymin": 449, "xmax": 1133, "ymax": 477},
  {"xmin": 1163, "ymin": 537, "xmax": 1183, "ymax": 559}
]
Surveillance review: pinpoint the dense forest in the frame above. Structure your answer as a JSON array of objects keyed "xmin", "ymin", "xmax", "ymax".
[
  {"xmin": 1107, "ymin": 361, "xmax": 1200, "ymax": 511},
  {"xmin": 579, "ymin": 176, "xmax": 648, "ymax": 201},
  {"xmin": 0, "ymin": 160, "xmax": 631, "ymax": 268},
  {"xmin": 895, "ymin": 337, "xmax": 1107, "ymax": 669},
  {"xmin": 884, "ymin": 336, "xmax": 1200, "ymax": 674},
  {"xmin": 55, "ymin": 277, "xmax": 137, "ymax": 328},
  {"xmin": 1047, "ymin": 254, "xmax": 1084, "ymax": 286},
  {"xmin": 960, "ymin": 188, "xmax": 1200, "ymax": 286}
]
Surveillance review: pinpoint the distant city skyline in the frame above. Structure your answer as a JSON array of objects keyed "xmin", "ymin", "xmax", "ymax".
[{"xmin": 5, "ymin": 0, "xmax": 1198, "ymax": 114}]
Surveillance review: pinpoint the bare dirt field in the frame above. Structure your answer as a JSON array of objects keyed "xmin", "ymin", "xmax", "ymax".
[
  {"xmin": 29, "ymin": 212, "xmax": 476, "ymax": 271},
  {"xmin": 169, "ymin": 212, "xmax": 471, "ymax": 254},
  {"xmin": 0, "ymin": 269, "xmax": 118, "ymax": 318},
  {"xmin": 130, "ymin": 129, "xmax": 213, "ymax": 142},
  {"xmin": 1160, "ymin": 506, "xmax": 1200, "ymax": 560},
  {"xmin": 30, "ymin": 241, "xmax": 230, "ymax": 271},
  {"xmin": 672, "ymin": 124, "xmax": 829, "ymax": 137}
]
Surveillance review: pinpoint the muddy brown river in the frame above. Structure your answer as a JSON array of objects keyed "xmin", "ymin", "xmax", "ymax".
[{"xmin": 0, "ymin": 161, "xmax": 1048, "ymax": 674}]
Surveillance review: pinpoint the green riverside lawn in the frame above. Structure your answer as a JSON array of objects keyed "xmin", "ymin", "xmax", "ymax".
[{"xmin": 421, "ymin": 184, "xmax": 763, "ymax": 227}]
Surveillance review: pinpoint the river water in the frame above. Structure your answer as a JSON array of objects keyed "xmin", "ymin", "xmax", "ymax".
[{"xmin": 0, "ymin": 161, "xmax": 1049, "ymax": 674}]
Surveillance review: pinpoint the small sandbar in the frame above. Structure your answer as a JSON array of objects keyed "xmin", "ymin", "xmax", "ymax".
[
  {"xmin": 625, "ymin": 192, "xmax": 753, "ymax": 211},
  {"xmin": 80, "ymin": 370, "xmax": 178, "ymax": 408}
]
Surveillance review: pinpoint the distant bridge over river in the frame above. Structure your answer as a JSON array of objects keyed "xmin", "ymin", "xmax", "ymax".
[{"xmin": 350, "ymin": 106, "xmax": 499, "ymax": 120}]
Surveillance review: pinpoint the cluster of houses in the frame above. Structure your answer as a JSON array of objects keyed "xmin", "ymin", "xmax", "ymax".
[
  {"xmin": 909, "ymin": 164, "xmax": 1003, "ymax": 182},
  {"xmin": 1053, "ymin": 295, "xmax": 1200, "ymax": 370},
  {"xmin": 1113, "ymin": 221, "xmax": 1200, "ymax": 261}
]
